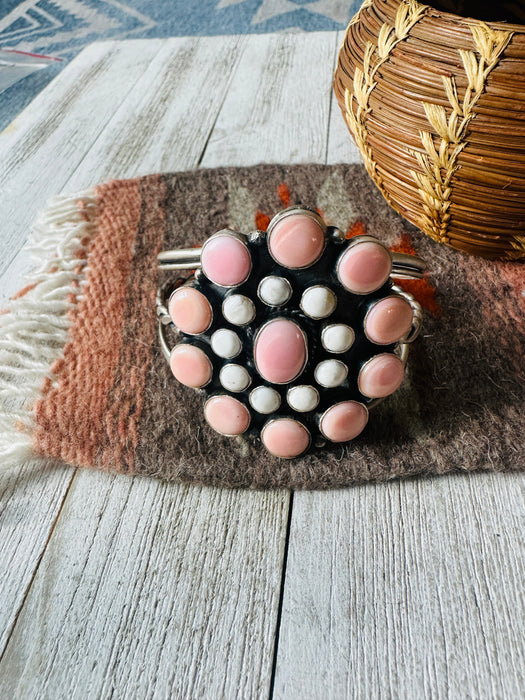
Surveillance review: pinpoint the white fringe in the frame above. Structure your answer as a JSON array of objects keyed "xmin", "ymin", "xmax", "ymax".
[{"xmin": 0, "ymin": 189, "xmax": 98, "ymax": 464}]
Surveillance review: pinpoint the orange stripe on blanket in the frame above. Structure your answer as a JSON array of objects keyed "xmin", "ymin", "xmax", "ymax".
[
  {"xmin": 390, "ymin": 233, "xmax": 441, "ymax": 316},
  {"xmin": 97, "ymin": 177, "xmax": 166, "ymax": 470},
  {"xmin": 34, "ymin": 179, "xmax": 145, "ymax": 468},
  {"xmin": 255, "ymin": 210, "xmax": 270, "ymax": 231},
  {"xmin": 277, "ymin": 183, "xmax": 291, "ymax": 208}
]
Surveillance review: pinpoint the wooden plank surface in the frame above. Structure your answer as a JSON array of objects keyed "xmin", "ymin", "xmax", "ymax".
[
  {"xmin": 0, "ymin": 473, "xmax": 288, "ymax": 699},
  {"xmin": 0, "ymin": 38, "xmax": 166, "ymax": 659},
  {"xmin": 0, "ymin": 460, "xmax": 74, "ymax": 654},
  {"xmin": 273, "ymin": 470, "xmax": 525, "ymax": 700},
  {"xmin": 0, "ymin": 40, "xmax": 164, "ymax": 283},
  {"xmin": 0, "ymin": 30, "xmax": 524, "ymax": 700},
  {"xmin": 201, "ymin": 32, "xmax": 338, "ymax": 167},
  {"xmin": 0, "ymin": 35, "xmax": 244, "ymax": 304},
  {"xmin": 0, "ymin": 32, "xmax": 337, "ymax": 698},
  {"xmin": 0, "ymin": 32, "xmax": 274, "ymax": 685}
]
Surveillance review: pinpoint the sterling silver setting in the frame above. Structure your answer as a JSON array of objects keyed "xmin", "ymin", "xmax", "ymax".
[{"xmin": 157, "ymin": 206, "xmax": 426, "ymax": 458}]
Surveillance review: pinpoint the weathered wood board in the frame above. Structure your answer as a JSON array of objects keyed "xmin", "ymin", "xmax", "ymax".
[{"xmin": 0, "ymin": 32, "xmax": 523, "ymax": 699}]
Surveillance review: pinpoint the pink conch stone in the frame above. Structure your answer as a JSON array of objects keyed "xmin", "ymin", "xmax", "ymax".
[
  {"xmin": 204, "ymin": 395, "xmax": 250, "ymax": 436},
  {"xmin": 338, "ymin": 240, "xmax": 392, "ymax": 293},
  {"xmin": 254, "ymin": 319, "xmax": 307, "ymax": 384},
  {"xmin": 268, "ymin": 214, "xmax": 325, "ymax": 268},
  {"xmin": 170, "ymin": 344, "xmax": 212, "ymax": 388},
  {"xmin": 201, "ymin": 234, "xmax": 251, "ymax": 286},
  {"xmin": 358, "ymin": 353, "xmax": 404, "ymax": 398},
  {"xmin": 169, "ymin": 287, "xmax": 212, "ymax": 334},
  {"xmin": 365, "ymin": 296, "xmax": 413, "ymax": 345},
  {"xmin": 320, "ymin": 401, "xmax": 368, "ymax": 442},
  {"xmin": 262, "ymin": 419, "xmax": 310, "ymax": 458}
]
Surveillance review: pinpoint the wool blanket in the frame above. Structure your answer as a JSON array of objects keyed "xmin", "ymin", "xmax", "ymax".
[{"xmin": 0, "ymin": 164, "xmax": 523, "ymax": 488}]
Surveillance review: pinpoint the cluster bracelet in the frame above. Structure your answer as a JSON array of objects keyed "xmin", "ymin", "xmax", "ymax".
[{"xmin": 156, "ymin": 206, "xmax": 425, "ymax": 459}]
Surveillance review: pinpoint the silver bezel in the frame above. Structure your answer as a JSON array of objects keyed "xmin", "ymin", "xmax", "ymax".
[
  {"xmin": 260, "ymin": 417, "xmax": 312, "ymax": 459},
  {"xmin": 286, "ymin": 385, "xmax": 320, "ymax": 413},
  {"xmin": 363, "ymin": 294, "xmax": 414, "ymax": 346},
  {"xmin": 253, "ymin": 317, "xmax": 308, "ymax": 385},
  {"xmin": 390, "ymin": 284, "xmax": 423, "ymax": 344},
  {"xmin": 248, "ymin": 385, "xmax": 282, "ymax": 414},
  {"xmin": 201, "ymin": 230, "xmax": 252, "ymax": 288},
  {"xmin": 168, "ymin": 285, "xmax": 213, "ymax": 336},
  {"xmin": 318, "ymin": 400, "xmax": 369, "ymax": 442},
  {"xmin": 257, "ymin": 275, "xmax": 293, "ymax": 307},
  {"xmin": 299, "ymin": 284, "xmax": 337, "ymax": 320},
  {"xmin": 357, "ymin": 352, "xmax": 405, "ymax": 399},
  {"xmin": 266, "ymin": 206, "xmax": 327, "ymax": 270},
  {"xmin": 221, "ymin": 293, "xmax": 256, "ymax": 326},
  {"xmin": 314, "ymin": 359, "xmax": 348, "ymax": 388},
  {"xmin": 203, "ymin": 395, "xmax": 251, "ymax": 437},
  {"xmin": 219, "ymin": 364, "xmax": 252, "ymax": 393},
  {"xmin": 169, "ymin": 344, "xmax": 213, "ymax": 389},
  {"xmin": 336, "ymin": 235, "xmax": 393, "ymax": 295},
  {"xmin": 210, "ymin": 328, "xmax": 242, "ymax": 359},
  {"xmin": 320, "ymin": 323, "xmax": 355, "ymax": 354}
]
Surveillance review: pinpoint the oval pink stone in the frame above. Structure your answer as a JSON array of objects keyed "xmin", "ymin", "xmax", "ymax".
[
  {"xmin": 358, "ymin": 353, "xmax": 405, "ymax": 398},
  {"xmin": 365, "ymin": 296, "xmax": 413, "ymax": 345},
  {"xmin": 268, "ymin": 214, "xmax": 325, "ymax": 269},
  {"xmin": 170, "ymin": 344, "xmax": 212, "ymax": 388},
  {"xmin": 204, "ymin": 395, "xmax": 250, "ymax": 436},
  {"xmin": 320, "ymin": 401, "xmax": 368, "ymax": 442},
  {"xmin": 338, "ymin": 240, "xmax": 392, "ymax": 293},
  {"xmin": 201, "ymin": 234, "xmax": 251, "ymax": 287},
  {"xmin": 169, "ymin": 287, "xmax": 212, "ymax": 334},
  {"xmin": 254, "ymin": 319, "xmax": 307, "ymax": 384},
  {"xmin": 261, "ymin": 419, "xmax": 310, "ymax": 458}
]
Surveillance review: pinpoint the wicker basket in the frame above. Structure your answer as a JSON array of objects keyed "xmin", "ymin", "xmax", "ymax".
[{"xmin": 334, "ymin": 0, "xmax": 525, "ymax": 259}]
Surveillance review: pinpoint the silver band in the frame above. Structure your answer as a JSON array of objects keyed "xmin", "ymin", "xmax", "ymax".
[{"xmin": 158, "ymin": 246, "xmax": 426, "ymax": 280}]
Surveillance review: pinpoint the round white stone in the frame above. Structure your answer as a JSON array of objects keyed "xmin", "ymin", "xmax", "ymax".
[
  {"xmin": 287, "ymin": 385, "xmax": 319, "ymax": 412},
  {"xmin": 222, "ymin": 294, "xmax": 256, "ymax": 325},
  {"xmin": 300, "ymin": 286, "xmax": 337, "ymax": 319},
  {"xmin": 315, "ymin": 359, "xmax": 348, "ymax": 388},
  {"xmin": 258, "ymin": 276, "xmax": 292, "ymax": 306},
  {"xmin": 219, "ymin": 364, "xmax": 251, "ymax": 392},
  {"xmin": 249, "ymin": 386, "xmax": 281, "ymax": 414},
  {"xmin": 321, "ymin": 324, "xmax": 355, "ymax": 353},
  {"xmin": 211, "ymin": 328, "xmax": 242, "ymax": 358}
]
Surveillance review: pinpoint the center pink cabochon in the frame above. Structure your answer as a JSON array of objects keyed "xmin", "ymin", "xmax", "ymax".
[{"xmin": 254, "ymin": 319, "xmax": 307, "ymax": 384}]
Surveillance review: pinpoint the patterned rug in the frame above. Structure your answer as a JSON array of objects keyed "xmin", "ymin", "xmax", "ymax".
[
  {"xmin": 0, "ymin": 164, "xmax": 523, "ymax": 489},
  {"xmin": 0, "ymin": 0, "xmax": 360, "ymax": 130}
]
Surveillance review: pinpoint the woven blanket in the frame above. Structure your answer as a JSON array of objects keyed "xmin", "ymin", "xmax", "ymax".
[{"xmin": 1, "ymin": 164, "xmax": 523, "ymax": 489}]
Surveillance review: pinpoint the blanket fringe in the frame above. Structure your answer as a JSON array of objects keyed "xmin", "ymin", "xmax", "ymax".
[{"xmin": 0, "ymin": 189, "xmax": 98, "ymax": 464}]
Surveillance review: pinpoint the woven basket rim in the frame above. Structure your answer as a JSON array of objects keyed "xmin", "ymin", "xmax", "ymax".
[{"xmin": 419, "ymin": 1, "xmax": 525, "ymax": 33}]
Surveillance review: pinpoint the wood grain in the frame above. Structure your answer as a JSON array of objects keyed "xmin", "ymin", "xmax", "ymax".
[
  {"xmin": 1, "ymin": 30, "xmax": 524, "ymax": 700},
  {"xmin": 0, "ymin": 40, "xmax": 163, "ymax": 282},
  {"xmin": 0, "ymin": 39, "xmax": 165, "ymax": 664},
  {"xmin": 65, "ymin": 35, "xmax": 246, "ymax": 187},
  {"xmin": 0, "ymin": 472, "xmax": 289, "ymax": 699},
  {"xmin": 273, "ymin": 472, "xmax": 525, "ymax": 699},
  {"xmin": 0, "ymin": 460, "xmax": 74, "ymax": 653},
  {"xmin": 0, "ymin": 36, "xmax": 246, "ymax": 306},
  {"xmin": 0, "ymin": 33, "xmax": 269, "ymax": 676},
  {"xmin": 0, "ymin": 32, "xmax": 337, "ymax": 698},
  {"xmin": 201, "ymin": 32, "xmax": 338, "ymax": 168}
]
